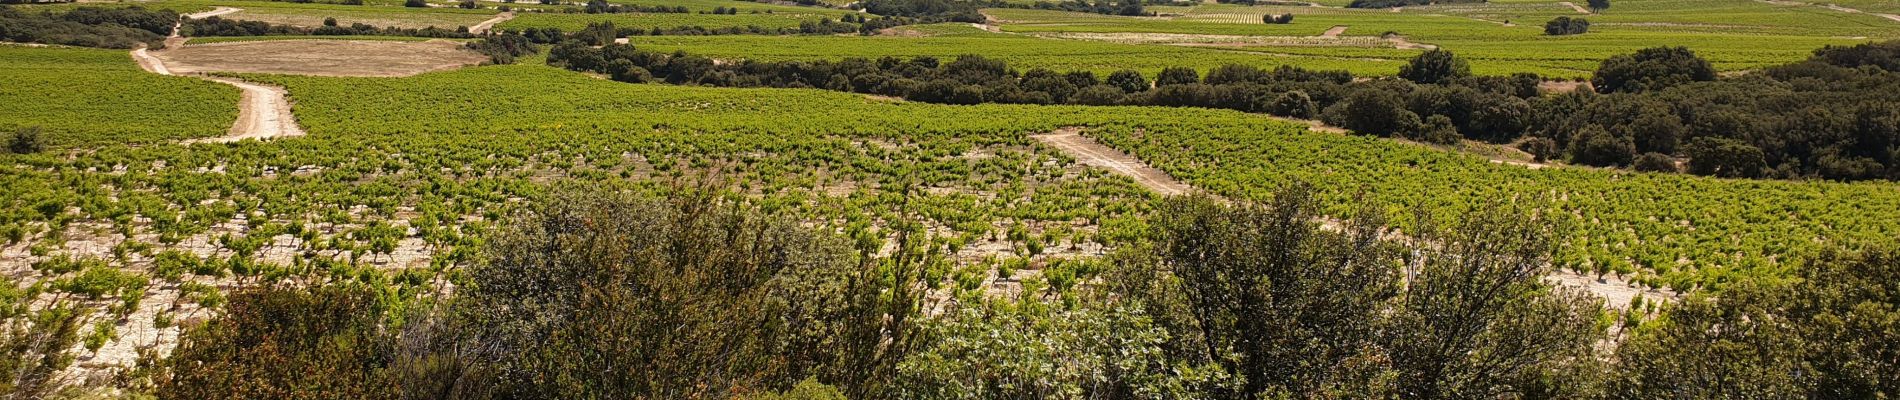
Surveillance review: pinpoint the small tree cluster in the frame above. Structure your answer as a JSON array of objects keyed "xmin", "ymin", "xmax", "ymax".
[
  {"xmin": 1545, "ymin": 16, "xmax": 1590, "ymax": 35},
  {"xmin": 1264, "ymin": 13, "xmax": 1294, "ymax": 24}
]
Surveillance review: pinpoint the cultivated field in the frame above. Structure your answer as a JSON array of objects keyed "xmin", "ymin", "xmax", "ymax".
[{"xmin": 2, "ymin": 0, "xmax": 1898, "ymax": 397}]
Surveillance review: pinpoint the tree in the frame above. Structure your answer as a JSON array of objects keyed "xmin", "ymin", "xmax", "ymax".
[
  {"xmin": 1611, "ymin": 284, "xmax": 1807, "ymax": 399},
  {"xmin": 1106, "ymin": 69, "xmax": 1149, "ymax": 93},
  {"xmin": 1592, "ymin": 46, "xmax": 1716, "ymax": 93},
  {"xmin": 0, "ymin": 293, "xmax": 83, "ymax": 400},
  {"xmin": 1326, "ymin": 89, "xmax": 1422, "ymax": 137},
  {"xmin": 1684, "ymin": 136, "xmax": 1766, "ymax": 178},
  {"xmin": 1071, "ymin": 84, "xmax": 1126, "ymax": 105},
  {"xmin": 442, "ymin": 186, "xmax": 925, "ymax": 398},
  {"xmin": 1567, "ymin": 125, "xmax": 1636, "ymax": 166},
  {"xmin": 1398, "ymin": 49, "xmax": 1471, "ymax": 84},
  {"xmin": 160, "ymin": 286, "xmax": 400, "ymax": 399},
  {"xmin": 1155, "ymin": 66, "xmax": 1200, "ymax": 87},
  {"xmin": 1786, "ymin": 247, "xmax": 1900, "ymax": 398},
  {"xmin": 1587, "ymin": 0, "xmax": 1609, "ymax": 12},
  {"xmin": 1519, "ymin": 136, "xmax": 1561, "ymax": 162},
  {"xmin": 1267, "ymin": 90, "xmax": 1318, "ymax": 119},
  {"xmin": 7, "ymin": 126, "xmax": 43, "ymax": 154},
  {"xmin": 1613, "ymin": 246, "xmax": 1900, "ymax": 399},
  {"xmin": 1544, "ymin": 16, "xmax": 1590, "ymax": 35},
  {"xmin": 606, "ymin": 59, "xmax": 651, "ymax": 83},
  {"xmin": 1416, "ymin": 114, "xmax": 1462, "ymax": 145},
  {"xmin": 1632, "ymin": 152, "xmax": 1678, "ymax": 172},
  {"xmin": 1149, "ymin": 187, "xmax": 1401, "ymax": 397},
  {"xmin": 1384, "ymin": 201, "xmax": 1606, "ymax": 400},
  {"xmin": 404, "ymin": 0, "xmax": 427, "ymax": 7}
]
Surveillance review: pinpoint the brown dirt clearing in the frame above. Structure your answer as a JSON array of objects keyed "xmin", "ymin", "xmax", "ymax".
[{"xmin": 153, "ymin": 39, "xmax": 487, "ymax": 77}]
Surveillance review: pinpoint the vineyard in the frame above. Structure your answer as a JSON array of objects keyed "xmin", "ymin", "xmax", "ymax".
[
  {"xmin": 0, "ymin": 45, "xmax": 238, "ymax": 147},
  {"xmin": 496, "ymin": 11, "xmax": 838, "ymax": 31},
  {"xmin": 3, "ymin": 0, "xmax": 1899, "ymax": 396}
]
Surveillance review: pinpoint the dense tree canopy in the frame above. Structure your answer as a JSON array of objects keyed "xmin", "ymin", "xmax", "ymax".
[{"xmin": 1592, "ymin": 46, "xmax": 1716, "ymax": 93}]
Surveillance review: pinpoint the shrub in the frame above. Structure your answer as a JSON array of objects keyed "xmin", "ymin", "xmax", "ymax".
[
  {"xmin": 1544, "ymin": 16, "xmax": 1589, "ymax": 35},
  {"xmin": 1399, "ymin": 49, "xmax": 1471, "ymax": 84},
  {"xmin": 1592, "ymin": 46, "xmax": 1715, "ymax": 93},
  {"xmin": 1632, "ymin": 152, "xmax": 1678, "ymax": 172}
]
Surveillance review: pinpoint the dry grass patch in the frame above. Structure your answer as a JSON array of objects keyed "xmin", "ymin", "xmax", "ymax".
[{"xmin": 154, "ymin": 39, "xmax": 487, "ymax": 77}]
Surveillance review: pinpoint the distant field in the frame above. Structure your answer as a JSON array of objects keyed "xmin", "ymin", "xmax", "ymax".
[
  {"xmin": 982, "ymin": 0, "xmax": 1898, "ymax": 77},
  {"xmin": 22, "ymin": 0, "xmax": 503, "ymax": 29},
  {"xmin": 605, "ymin": 0, "xmax": 853, "ymax": 15},
  {"xmin": 0, "ymin": 45, "xmax": 237, "ymax": 147},
  {"xmin": 498, "ymin": 10, "xmax": 840, "ymax": 30},
  {"xmin": 628, "ymin": 27, "xmax": 1420, "ymax": 76}
]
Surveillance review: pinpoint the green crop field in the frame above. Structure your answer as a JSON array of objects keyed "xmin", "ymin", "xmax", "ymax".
[
  {"xmin": 627, "ymin": 28, "xmax": 1414, "ymax": 75},
  {"xmin": 7, "ymin": 0, "xmax": 1900, "ymax": 395},
  {"xmin": 0, "ymin": 45, "xmax": 237, "ymax": 147},
  {"xmin": 497, "ymin": 10, "xmax": 840, "ymax": 30},
  {"xmin": 982, "ymin": 0, "xmax": 1900, "ymax": 77}
]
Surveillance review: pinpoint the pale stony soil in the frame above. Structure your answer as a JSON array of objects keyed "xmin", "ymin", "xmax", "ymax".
[
  {"xmin": 153, "ymin": 39, "xmax": 487, "ymax": 77},
  {"xmin": 217, "ymin": 10, "xmax": 495, "ymax": 30},
  {"xmin": 1033, "ymin": 128, "xmax": 1678, "ymax": 308},
  {"xmin": 468, "ymin": 11, "xmax": 515, "ymax": 34}
]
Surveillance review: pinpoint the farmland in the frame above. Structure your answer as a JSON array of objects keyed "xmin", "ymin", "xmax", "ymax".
[
  {"xmin": 3, "ymin": 0, "xmax": 1899, "ymax": 397},
  {"xmin": 0, "ymin": 46, "xmax": 237, "ymax": 146}
]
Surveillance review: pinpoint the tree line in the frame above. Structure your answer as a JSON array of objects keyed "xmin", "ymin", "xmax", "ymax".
[
  {"xmin": 181, "ymin": 15, "xmax": 477, "ymax": 39},
  {"xmin": 547, "ymin": 38, "xmax": 1900, "ymax": 182},
  {"xmin": 0, "ymin": 6, "xmax": 175, "ymax": 49},
  {"xmin": 119, "ymin": 183, "xmax": 1900, "ymax": 399}
]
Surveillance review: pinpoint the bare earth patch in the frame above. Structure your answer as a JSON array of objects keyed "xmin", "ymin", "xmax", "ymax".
[
  {"xmin": 1036, "ymin": 127, "xmax": 1675, "ymax": 307},
  {"xmin": 1319, "ymin": 25, "xmax": 1348, "ymax": 38},
  {"xmin": 1033, "ymin": 128, "xmax": 1195, "ymax": 196},
  {"xmin": 154, "ymin": 39, "xmax": 486, "ymax": 77}
]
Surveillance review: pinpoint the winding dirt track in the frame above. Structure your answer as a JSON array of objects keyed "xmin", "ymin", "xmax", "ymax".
[
  {"xmin": 1034, "ymin": 127, "xmax": 1675, "ymax": 308},
  {"xmin": 1034, "ymin": 128, "xmax": 1195, "ymax": 196},
  {"xmin": 1319, "ymin": 25, "xmax": 1348, "ymax": 38},
  {"xmin": 469, "ymin": 11, "xmax": 515, "ymax": 34},
  {"xmin": 131, "ymin": 13, "xmax": 306, "ymax": 143},
  {"xmin": 1559, "ymin": 1, "xmax": 1592, "ymax": 14},
  {"xmin": 186, "ymin": 6, "xmax": 243, "ymax": 20}
]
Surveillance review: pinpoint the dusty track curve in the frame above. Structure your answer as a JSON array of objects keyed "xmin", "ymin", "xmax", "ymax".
[
  {"xmin": 1034, "ymin": 128, "xmax": 1195, "ymax": 196},
  {"xmin": 131, "ymin": 15, "xmax": 306, "ymax": 143},
  {"xmin": 469, "ymin": 11, "xmax": 515, "ymax": 34},
  {"xmin": 1319, "ymin": 25, "xmax": 1348, "ymax": 38},
  {"xmin": 185, "ymin": 6, "xmax": 242, "ymax": 20},
  {"xmin": 1559, "ymin": 1, "xmax": 1591, "ymax": 14},
  {"xmin": 1035, "ymin": 127, "xmax": 1675, "ymax": 308}
]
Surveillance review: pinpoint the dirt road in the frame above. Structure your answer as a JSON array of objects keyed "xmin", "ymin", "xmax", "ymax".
[
  {"xmin": 1559, "ymin": 1, "xmax": 1591, "ymax": 13},
  {"xmin": 1033, "ymin": 128, "xmax": 1195, "ymax": 196},
  {"xmin": 469, "ymin": 11, "xmax": 514, "ymax": 34},
  {"xmin": 1319, "ymin": 25, "xmax": 1348, "ymax": 38},
  {"xmin": 131, "ymin": 43, "xmax": 306, "ymax": 142},
  {"xmin": 185, "ymin": 6, "xmax": 242, "ymax": 20},
  {"xmin": 1035, "ymin": 127, "xmax": 1676, "ymax": 308}
]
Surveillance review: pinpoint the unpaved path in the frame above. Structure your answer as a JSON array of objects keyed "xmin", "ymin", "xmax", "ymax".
[
  {"xmin": 1036, "ymin": 127, "xmax": 1675, "ymax": 308},
  {"xmin": 185, "ymin": 6, "xmax": 242, "ymax": 20},
  {"xmin": 1757, "ymin": 0, "xmax": 1900, "ymax": 23},
  {"xmin": 130, "ymin": 18, "xmax": 306, "ymax": 142},
  {"xmin": 195, "ymin": 77, "xmax": 306, "ymax": 142},
  {"xmin": 1319, "ymin": 25, "xmax": 1347, "ymax": 38},
  {"xmin": 1821, "ymin": 3, "xmax": 1900, "ymax": 22},
  {"xmin": 1559, "ymin": 1, "xmax": 1591, "ymax": 13},
  {"xmin": 1033, "ymin": 128, "xmax": 1195, "ymax": 196},
  {"xmin": 469, "ymin": 11, "xmax": 514, "ymax": 34}
]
